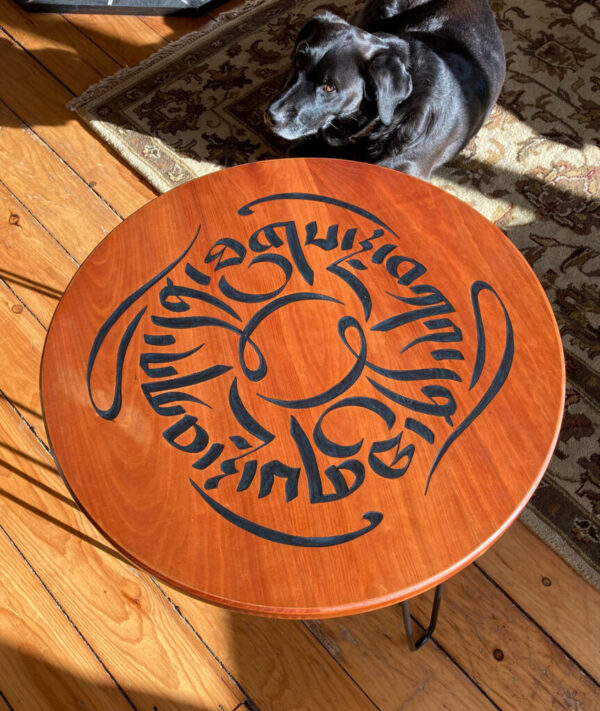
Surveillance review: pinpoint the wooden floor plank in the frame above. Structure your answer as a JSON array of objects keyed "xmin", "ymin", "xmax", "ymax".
[
  {"xmin": 478, "ymin": 520, "xmax": 600, "ymax": 681},
  {"xmin": 0, "ymin": 28, "xmax": 156, "ymax": 218},
  {"xmin": 0, "ymin": 180, "xmax": 76, "ymax": 329},
  {"xmin": 0, "ymin": 529, "xmax": 133, "ymax": 711},
  {"xmin": 1, "ymin": 2, "xmax": 120, "ymax": 96},
  {"xmin": 64, "ymin": 13, "xmax": 168, "ymax": 68},
  {"xmin": 0, "ymin": 282, "xmax": 46, "ymax": 440},
  {"xmin": 158, "ymin": 586, "xmax": 380, "ymax": 711},
  {"xmin": 305, "ymin": 607, "xmax": 495, "ymax": 711},
  {"xmin": 0, "ymin": 100, "xmax": 120, "ymax": 263},
  {"xmin": 411, "ymin": 566, "xmax": 600, "ymax": 710},
  {"xmin": 0, "ymin": 396, "xmax": 246, "ymax": 711}
]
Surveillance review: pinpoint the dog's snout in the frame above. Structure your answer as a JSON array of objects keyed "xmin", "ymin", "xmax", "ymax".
[{"xmin": 265, "ymin": 100, "xmax": 297, "ymax": 129}]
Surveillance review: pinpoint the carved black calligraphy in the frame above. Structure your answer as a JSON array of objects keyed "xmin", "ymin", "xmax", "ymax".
[{"xmin": 86, "ymin": 194, "xmax": 514, "ymax": 546}]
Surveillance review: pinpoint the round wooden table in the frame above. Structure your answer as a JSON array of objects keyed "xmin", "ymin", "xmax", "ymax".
[{"xmin": 41, "ymin": 158, "xmax": 564, "ymax": 621}]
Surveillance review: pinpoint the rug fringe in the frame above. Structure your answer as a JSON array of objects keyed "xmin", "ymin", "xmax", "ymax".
[
  {"xmin": 68, "ymin": 0, "xmax": 268, "ymax": 112},
  {"xmin": 81, "ymin": 118, "xmax": 177, "ymax": 193}
]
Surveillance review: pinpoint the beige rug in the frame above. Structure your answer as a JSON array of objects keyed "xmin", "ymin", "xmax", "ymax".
[{"xmin": 70, "ymin": 0, "xmax": 600, "ymax": 589}]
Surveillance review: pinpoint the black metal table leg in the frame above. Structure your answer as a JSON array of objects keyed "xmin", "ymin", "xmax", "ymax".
[{"xmin": 401, "ymin": 583, "xmax": 444, "ymax": 651}]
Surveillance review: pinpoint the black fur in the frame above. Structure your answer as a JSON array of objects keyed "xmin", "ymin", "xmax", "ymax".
[{"xmin": 265, "ymin": 0, "xmax": 505, "ymax": 180}]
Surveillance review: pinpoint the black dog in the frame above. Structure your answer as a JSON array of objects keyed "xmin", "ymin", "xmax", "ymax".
[{"xmin": 265, "ymin": 0, "xmax": 505, "ymax": 180}]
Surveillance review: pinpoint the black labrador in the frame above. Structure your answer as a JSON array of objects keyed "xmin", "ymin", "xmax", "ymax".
[{"xmin": 265, "ymin": 0, "xmax": 505, "ymax": 180}]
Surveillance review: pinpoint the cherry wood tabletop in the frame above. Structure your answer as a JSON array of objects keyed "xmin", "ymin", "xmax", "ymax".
[{"xmin": 41, "ymin": 158, "xmax": 564, "ymax": 619}]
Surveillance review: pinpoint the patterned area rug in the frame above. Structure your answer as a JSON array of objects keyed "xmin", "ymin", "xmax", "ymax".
[{"xmin": 70, "ymin": 0, "xmax": 600, "ymax": 589}]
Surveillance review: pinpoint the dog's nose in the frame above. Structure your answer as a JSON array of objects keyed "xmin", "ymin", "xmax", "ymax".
[
  {"xmin": 264, "ymin": 108, "xmax": 276, "ymax": 129},
  {"xmin": 265, "ymin": 101, "xmax": 297, "ymax": 129},
  {"xmin": 264, "ymin": 104, "xmax": 282, "ymax": 129}
]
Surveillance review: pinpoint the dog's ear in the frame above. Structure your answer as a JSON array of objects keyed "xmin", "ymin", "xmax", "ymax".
[
  {"xmin": 295, "ymin": 12, "xmax": 346, "ymax": 48},
  {"xmin": 295, "ymin": 19, "xmax": 318, "ymax": 48},
  {"xmin": 368, "ymin": 53, "xmax": 412, "ymax": 125},
  {"xmin": 294, "ymin": 39, "xmax": 309, "ymax": 58}
]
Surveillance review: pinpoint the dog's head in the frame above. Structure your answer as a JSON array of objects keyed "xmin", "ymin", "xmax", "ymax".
[{"xmin": 266, "ymin": 13, "xmax": 413, "ymax": 141}]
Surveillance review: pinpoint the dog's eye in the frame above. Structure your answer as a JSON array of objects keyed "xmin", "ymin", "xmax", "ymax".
[{"xmin": 321, "ymin": 84, "xmax": 337, "ymax": 94}]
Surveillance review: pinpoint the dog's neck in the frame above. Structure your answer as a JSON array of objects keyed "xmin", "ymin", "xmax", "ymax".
[{"xmin": 320, "ymin": 101, "xmax": 383, "ymax": 146}]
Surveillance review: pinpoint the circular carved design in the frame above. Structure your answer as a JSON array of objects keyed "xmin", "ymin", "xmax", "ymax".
[{"xmin": 41, "ymin": 159, "xmax": 564, "ymax": 618}]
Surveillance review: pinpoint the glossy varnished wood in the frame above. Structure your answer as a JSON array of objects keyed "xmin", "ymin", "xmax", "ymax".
[
  {"xmin": 3, "ymin": 6, "xmax": 598, "ymax": 707},
  {"xmin": 40, "ymin": 158, "xmax": 564, "ymax": 618}
]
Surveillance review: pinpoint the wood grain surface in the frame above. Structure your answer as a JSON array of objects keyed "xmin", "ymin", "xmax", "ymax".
[
  {"xmin": 0, "ymin": 397, "xmax": 246, "ymax": 711},
  {"xmin": 477, "ymin": 520, "xmax": 600, "ymax": 679},
  {"xmin": 2, "ymin": 5, "xmax": 598, "ymax": 708},
  {"xmin": 0, "ymin": 532, "xmax": 133, "ymax": 711},
  {"xmin": 0, "ymin": 29, "xmax": 155, "ymax": 217},
  {"xmin": 410, "ymin": 564, "xmax": 600, "ymax": 709},
  {"xmin": 40, "ymin": 158, "xmax": 564, "ymax": 618}
]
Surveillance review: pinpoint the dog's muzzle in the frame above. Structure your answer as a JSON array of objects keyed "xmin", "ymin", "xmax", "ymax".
[{"xmin": 265, "ymin": 100, "xmax": 297, "ymax": 131}]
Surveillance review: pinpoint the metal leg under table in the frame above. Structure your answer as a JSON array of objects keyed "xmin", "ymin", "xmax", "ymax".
[{"xmin": 401, "ymin": 583, "xmax": 444, "ymax": 651}]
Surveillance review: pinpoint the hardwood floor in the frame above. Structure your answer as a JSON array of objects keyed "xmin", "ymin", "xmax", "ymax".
[{"xmin": 0, "ymin": 2, "xmax": 598, "ymax": 708}]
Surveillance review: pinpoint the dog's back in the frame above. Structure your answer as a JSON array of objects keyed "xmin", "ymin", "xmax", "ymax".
[
  {"xmin": 355, "ymin": 0, "xmax": 505, "ymax": 118},
  {"xmin": 353, "ymin": 0, "xmax": 505, "ymax": 171}
]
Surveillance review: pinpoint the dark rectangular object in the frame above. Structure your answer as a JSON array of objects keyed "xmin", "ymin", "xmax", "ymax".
[{"xmin": 17, "ymin": 0, "xmax": 218, "ymax": 15}]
